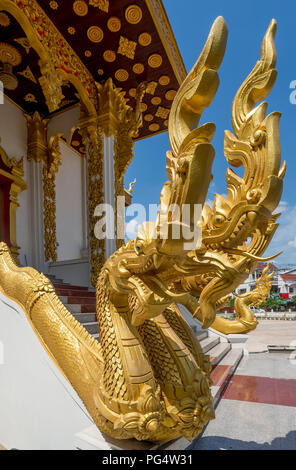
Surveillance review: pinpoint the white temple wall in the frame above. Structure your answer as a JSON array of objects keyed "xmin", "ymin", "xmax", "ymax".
[
  {"xmin": 55, "ymin": 142, "xmax": 84, "ymax": 261},
  {"xmin": 47, "ymin": 105, "xmax": 80, "ymax": 141},
  {"xmin": 49, "ymin": 141, "xmax": 90, "ymax": 286}
]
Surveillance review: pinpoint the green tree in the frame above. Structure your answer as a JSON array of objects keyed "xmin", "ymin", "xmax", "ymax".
[{"xmin": 261, "ymin": 297, "xmax": 282, "ymax": 311}]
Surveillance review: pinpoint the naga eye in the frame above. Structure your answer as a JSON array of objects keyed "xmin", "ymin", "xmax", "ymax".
[
  {"xmin": 214, "ymin": 214, "xmax": 226, "ymax": 227},
  {"xmin": 134, "ymin": 240, "xmax": 144, "ymax": 255}
]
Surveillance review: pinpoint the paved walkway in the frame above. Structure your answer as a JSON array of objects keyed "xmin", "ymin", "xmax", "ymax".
[
  {"xmin": 245, "ymin": 320, "xmax": 296, "ymax": 353},
  {"xmin": 190, "ymin": 353, "xmax": 296, "ymax": 450}
]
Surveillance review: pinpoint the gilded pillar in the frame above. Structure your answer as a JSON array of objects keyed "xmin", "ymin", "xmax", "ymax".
[
  {"xmin": 97, "ymin": 79, "xmax": 146, "ymax": 252},
  {"xmin": 25, "ymin": 112, "xmax": 62, "ymax": 266}
]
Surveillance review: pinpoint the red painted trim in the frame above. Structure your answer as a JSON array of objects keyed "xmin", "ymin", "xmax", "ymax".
[{"xmin": 223, "ymin": 375, "xmax": 296, "ymax": 407}]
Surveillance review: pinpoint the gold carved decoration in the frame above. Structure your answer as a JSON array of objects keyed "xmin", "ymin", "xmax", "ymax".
[
  {"xmin": 0, "ymin": 42, "xmax": 21, "ymax": 66},
  {"xmin": 146, "ymin": 81, "xmax": 157, "ymax": 95},
  {"xmin": 26, "ymin": 111, "xmax": 48, "ymax": 163},
  {"xmin": 118, "ymin": 36, "xmax": 137, "ymax": 60},
  {"xmin": 129, "ymin": 88, "xmax": 136, "ymax": 97},
  {"xmin": 144, "ymin": 113, "xmax": 153, "ymax": 122},
  {"xmin": 0, "ymin": 17, "xmax": 285, "ymax": 444},
  {"xmin": 155, "ymin": 106, "xmax": 169, "ymax": 119},
  {"xmin": 107, "ymin": 17, "xmax": 121, "ymax": 32},
  {"xmin": 25, "ymin": 111, "xmax": 62, "ymax": 263},
  {"xmin": 18, "ymin": 66, "xmax": 37, "ymax": 84},
  {"xmin": 138, "ymin": 32, "xmax": 152, "ymax": 47},
  {"xmin": 115, "ymin": 69, "xmax": 129, "ymax": 82},
  {"xmin": 132, "ymin": 63, "xmax": 144, "ymax": 74},
  {"xmin": 148, "ymin": 53, "xmax": 162, "ymax": 68},
  {"xmin": 125, "ymin": 5, "xmax": 142, "ymax": 24},
  {"xmin": 24, "ymin": 93, "xmax": 37, "ymax": 103},
  {"xmin": 43, "ymin": 134, "xmax": 63, "ymax": 263},
  {"xmin": 165, "ymin": 89, "xmax": 177, "ymax": 101},
  {"xmin": 0, "ymin": 139, "xmax": 27, "ymax": 262},
  {"xmin": 89, "ymin": 0, "xmax": 109, "ymax": 12},
  {"xmin": 148, "ymin": 123, "xmax": 159, "ymax": 132},
  {"xmin": 73, "ymin": 0, "xmax": 88, "ymax": 16},
  {"xmin": 159, "ymin": 75, "xmax": 170, "ymax": 86},
  {"xmin": 79, "ymin": 105, "xmax": 105, "ymax": 286},
  {"xmin": 151, "ymin": 96, "xmax": 161, "ymax": 105},
  {"xmin": 3, "ymin": 0, "xmax": 97, "ymax": 114},
  {"xmin": 103, "ymin": 50, "xmax": 116, "ymax": 62},
  {"xmin": 49, "ymin": 1, "xmax": 58, "ymax": 9},
  {"xmin": 38, "ymin": 61, "xmax": 64, "ymax": 113},
  {"xmin": 14, "ymin": 37, "xmax": 31, "ymax": 54},
  {"xmin": 87, "ymin": 26, "xmax": 104, "ymax": 43}
]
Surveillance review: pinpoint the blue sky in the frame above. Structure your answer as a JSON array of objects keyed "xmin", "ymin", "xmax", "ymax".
[{"xmin": 125, "ymin": 0, "xmax": 296, "ymax": 266}]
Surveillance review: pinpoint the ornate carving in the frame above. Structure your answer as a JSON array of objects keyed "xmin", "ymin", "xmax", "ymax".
[
  {"xmin": 14, "ymin": 37, "xmax": 31, "ymax": 54},
  {"xmin": 89, "ymin": 0, "xmax": 109, "ymax": 12},
  {"xmin": 114, "ymin": 69, "xmax": 129, "ymax": 82},
  {"xmin": 6, "ymin": 0, "xmax": 97, "ymax": 112},
  {"xmin": 18, "ymin": 66, "xmax": 37, "ymax": 84},
  {"xmin": 79, "ymin": 105, "xmax": 105, "ymax": 286},
  {"xmin": 117, "ymin": 36, "xmax": 137, "ymax": 60},
  {"xmin": 25, "ymin": 112, "xmax": 48, "ymax": 163},
  {"xmin": 87, "ymin": 26, "xmax": 104, "ymax": 43},
  {"xmin": 25, "ymin": 111, "xmax": 62, "ymax": 262},
  {"xmin": 148, "ymin": 53, "xmax": 162, "ymax": 68},
  {"xmin": 39, "ymin": 61, "xmax": 64, "ymax": 113},
  {"xmin": 107, "ymin": 17, "xmax": 121, "ymax": 33}
]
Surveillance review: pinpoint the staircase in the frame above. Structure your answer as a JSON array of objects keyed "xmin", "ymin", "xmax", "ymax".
[{"xmin": 52, "ymin": 278, "xmax": 244, "ymax": 406}]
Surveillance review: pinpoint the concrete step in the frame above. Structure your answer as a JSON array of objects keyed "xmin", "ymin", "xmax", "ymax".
[
  {"xmin": 83, "ymin": 322, "xmax": 99, "ymax": 335},
  {"xmin": 196, "ymin": 330, "xmax": 208, "ymax": 341},
  {"xmin": 64, "ymin": 304, "xmax": 83, "ymax": 314},
  {"xmin": 200, "ymin": 336, "xmax": 220, "ymax": 353},
  {"xmin": 73, "ymin": 313, "xmax": 96, "ymax": 323},
  {"xmin": 209, "ymin": 342, "xmax": 231, "ymax": 366},
  {"xmin": 210, "ymin": 348, "xmax": 244, "ymax": 406}
]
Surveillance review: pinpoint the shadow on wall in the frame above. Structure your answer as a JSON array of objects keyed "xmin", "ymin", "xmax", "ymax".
[{"xmin": 188, "ymin": 431, "xmax": 296, "ymax": 450}]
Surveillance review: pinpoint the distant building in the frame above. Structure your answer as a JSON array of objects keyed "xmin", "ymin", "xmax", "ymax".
[{"xmin": 235, "ymin": 263, "xmax": 296, "ymax": 299}]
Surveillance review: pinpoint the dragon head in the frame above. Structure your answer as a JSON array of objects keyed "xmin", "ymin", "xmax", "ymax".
[{"xmin": 108, "ymin": 18, "xmax": 285, "ymax": 331}]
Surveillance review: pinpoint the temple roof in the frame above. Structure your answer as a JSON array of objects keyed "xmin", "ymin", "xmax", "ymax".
[{"xmin": 0, "ymin": 0, "xmax": 186, "ymax": 141}]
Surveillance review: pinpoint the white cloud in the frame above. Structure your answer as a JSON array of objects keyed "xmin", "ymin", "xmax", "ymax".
[
  {"xmin": 288, "ymin": 237, "xmax": 296, "ymax": 248},
  {"xmin": 125, "ymin": 218, "xmax": 140, "ymax": 240},
  {"xmin": 264, "ymin": 201, "xmax": 296, "ymax": 265}
]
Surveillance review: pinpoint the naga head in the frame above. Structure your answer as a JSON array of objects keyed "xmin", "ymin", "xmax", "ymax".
[
  {"xmin": 108, "ymin": 17, "xmax": 285, "ymax": 330},
  {"xmin": 200, "ymin": 19, "xmax": 286, "ymax": 277}
]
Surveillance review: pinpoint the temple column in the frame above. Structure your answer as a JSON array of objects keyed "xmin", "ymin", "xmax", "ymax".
[
  {"xmin": 28, "ymin": 160, "xmax": 46, "ymax": 273},
  {"xmin": 103, "ymin": 134, "xmax": 116, "ymax": 259},
  {"xmin": 79, "ymin": 78, "xmax": 146, "ymax": 286}
]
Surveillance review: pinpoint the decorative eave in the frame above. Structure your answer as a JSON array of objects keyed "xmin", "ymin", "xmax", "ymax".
[{"xmin": 145, "ymin": 0, "xmax": 187, "ymax": 85}]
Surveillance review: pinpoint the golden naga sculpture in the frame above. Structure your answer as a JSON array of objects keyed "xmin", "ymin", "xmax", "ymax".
[{"xmin": 0, "ymin": 17, "xmax": 285, "ymax": 443}]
